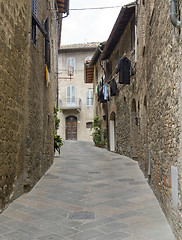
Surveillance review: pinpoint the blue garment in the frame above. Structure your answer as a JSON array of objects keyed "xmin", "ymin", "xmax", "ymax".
[{"xmin": 103, "ymin": 84, "xmax": 108, "ymax": 100}]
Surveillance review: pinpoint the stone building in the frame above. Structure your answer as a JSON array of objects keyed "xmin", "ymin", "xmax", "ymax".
[
  {"xmin": 90, "ymin": 2, "xmax": 136, "ymax": 154},
  {"xmin": 136, "ymin": 1, "xmax": 182, "ymax": 239},
  {"xmin": 91, "ymin": 1, "xmax": 182, "ymax": 238},
  {"xmin": 58, "ymin": 43, "xmax": 98, "ymax": 141},
  {"xmin": 0, "ymin": 0, "xmax": 69, "ymax": 211}
]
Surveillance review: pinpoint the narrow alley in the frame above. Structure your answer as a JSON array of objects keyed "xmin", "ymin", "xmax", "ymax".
[{"xmin": 0, "ymin": 141, "xmax": 175, "ymax": 240}]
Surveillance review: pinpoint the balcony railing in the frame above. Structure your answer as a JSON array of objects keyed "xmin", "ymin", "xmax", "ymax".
[{"xmin": 59, "ymin": 98, "xmax": 82, "ymax": 111}]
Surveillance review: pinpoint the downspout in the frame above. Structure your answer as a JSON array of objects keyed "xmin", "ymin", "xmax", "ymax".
[{"xmin": 169, "ymin": 0, "xmax": 181, "ymax": 29}]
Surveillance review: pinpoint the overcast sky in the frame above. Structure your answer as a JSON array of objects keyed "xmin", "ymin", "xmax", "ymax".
[{"xmin": 61, "ymin": 0, "xmax": 134, "ymax": 45}]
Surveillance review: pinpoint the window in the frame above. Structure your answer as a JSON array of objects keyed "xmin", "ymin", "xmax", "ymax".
[
  {"xmin": 66, "ymin": 85, "xmax": 76, "ymax": 106},
  {"xmin": 67, "ymin": 58, "xmax": 75, "ymax": 76},
  {"xmin": 86, "ymin": 90, "xmax": 93, "ymax": 106},
  {"xmin": 86, "ymin": 122, "xmax": 92, "ymax": 129},
  {"xmin": 32, "ymin": 0, "xmax": 37, "ymax": 45}
]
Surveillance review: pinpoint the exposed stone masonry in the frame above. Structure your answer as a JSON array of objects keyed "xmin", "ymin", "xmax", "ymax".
[{"xmin": 0, "ymin": 0, "xmax": 60, "ymax": 210}]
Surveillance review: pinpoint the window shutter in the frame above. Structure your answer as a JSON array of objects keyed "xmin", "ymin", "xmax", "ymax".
[
  {"xmin": 72, "ymin": 86, "xmax": 76, "ymax": 102},
  {"xmin": 67, "ymin": 86, "xmax": 71, "ymax": 104},
  {"xmin": 86, "ymin": 90, "xmax": 93, "ymax": 106},
  {"xmin": 86, "ymin": 91, "xmax": 89, "ymax": 106},
  {"xmin": 32, "ymin": 0, "xmax": 37, "ymax": 16},
  {"xmin": 90, "ymin": 90, "xmax": 93, "ymax": 106},
  {"xmin": 44, "ymin": 18, "xmax": 51, "ymax": 71},
  {"xmin": 67, "ymin": 57, "xmax": 75, "ymax": 75}
]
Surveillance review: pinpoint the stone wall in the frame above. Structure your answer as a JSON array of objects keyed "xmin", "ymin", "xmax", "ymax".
[
  {"xmin": 93, "ymin": 14, "xmax": 137, "ymax": 156},
  {"xmin": 0, "ymin": 0, "xmax": 59, "ymax": 210},
  {"xmin": 93, "ymin": 1, "xmax": 182, "ymax": 237},
  {"xmin": 108, "ymin": 19, "xmax": 137, "ymax": 158},
  {"xmin": 136, "ymin": 1, "xmax": 182, "ymax": 238}
]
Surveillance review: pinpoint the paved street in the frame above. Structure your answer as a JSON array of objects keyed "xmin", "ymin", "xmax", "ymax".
[{"xmin": 0, "ymin": 141, "xmax": 176, "ymax": 240}]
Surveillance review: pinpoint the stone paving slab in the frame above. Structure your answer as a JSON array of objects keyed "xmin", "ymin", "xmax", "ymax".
[{"xmin": 0, "ymin": 141, "xmax": 176, "ymax": 240}]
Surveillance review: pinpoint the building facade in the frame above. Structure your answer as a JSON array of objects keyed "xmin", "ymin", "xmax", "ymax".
[
  {"xmin": 137, "ymin": 1, "xmax": 182, "ymax": 239},
  {"xmin": 0, "ymin": 0, "xmax": 69, "ymax": 211},
  {"xmin": 58, "ymin": 43, "xmax": 98, "ymax": 141},
  {"xmin": 91, "ymin": 1, "xmax": 182, "ymax": 238}
]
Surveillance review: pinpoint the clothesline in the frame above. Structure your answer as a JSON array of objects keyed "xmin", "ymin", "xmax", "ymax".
[{"xmin": 105, "ymin": 52, "xmax": 128, "ymax": 84}]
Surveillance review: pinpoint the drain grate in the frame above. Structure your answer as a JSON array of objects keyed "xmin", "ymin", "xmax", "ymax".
[
  {"xmin": 44, "ymin": 174, "xmax": 60, "ymax": 179},
  {"xmin": 115, "ymin": 178, "xmax": 135, "ymax": 182},
  {"xmin": 88, "ymin": 171, "xmax": 100, "ymax": 174},
  {"xmin": 124, "ymin": 162, "xmax": 136, "ymax": 166},
  {"xmin": 129, "ymin": 181, "xmax": 145, "ymax": 185},
  {"xmin": 112, "ymin": 158, "xmax": 123, "ymax": 160},
  {"xmin": 68, "ymin": 211, "xmax": 95, "ymax": 220}
]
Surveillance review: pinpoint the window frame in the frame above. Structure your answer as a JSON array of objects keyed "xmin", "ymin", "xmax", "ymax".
[
  {"xmin": 67, "ymin": 57, "xmax": 76, "ymax": 76},
  {"xmin": 66, "ymin": 85, "xmax": 76, "ymax": 106},
  {"xmin": 86, "ymin": 89, "xmax": 93, "ymax": 107}
]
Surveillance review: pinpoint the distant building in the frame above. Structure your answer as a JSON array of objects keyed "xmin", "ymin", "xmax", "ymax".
[{"xmin": 58, "ymin": 43, "xmax": 99, "ymax": 141}]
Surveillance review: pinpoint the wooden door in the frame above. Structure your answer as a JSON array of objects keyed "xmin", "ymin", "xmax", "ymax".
[{"xmin": 66, "ymin": 116, "xmax": 77, "ymax": 140}]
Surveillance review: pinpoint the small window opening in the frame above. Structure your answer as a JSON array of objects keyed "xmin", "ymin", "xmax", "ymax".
[{"xmin": 86, "ymin": 122, "xmax": 92, "ymax": 129}]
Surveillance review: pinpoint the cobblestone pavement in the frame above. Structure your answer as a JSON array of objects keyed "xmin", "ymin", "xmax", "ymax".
[{"xmin": 0, "ymin": 141, "xmax": 176, "ymax": 240}]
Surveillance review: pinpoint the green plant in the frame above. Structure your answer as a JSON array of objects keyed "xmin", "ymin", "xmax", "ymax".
[
  {"xmin": 92, "ymin": 116, "xmax": 106, "ymax": 147},
  {"xmin": 54, "ymin": 105, "xmax": 63, "ymax": 154}
]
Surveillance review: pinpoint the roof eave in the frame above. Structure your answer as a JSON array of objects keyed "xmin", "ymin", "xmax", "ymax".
[
  {"xmin": 100, "ymin": 3, "xmax": 136, "ymax": 61},
  {"xmin": 57, "ymin": 0, "xmax": 69, "ymax": 16},
  {"xmin": 89, "ymin": 42, "xmax": 106, "ymax": 66}
]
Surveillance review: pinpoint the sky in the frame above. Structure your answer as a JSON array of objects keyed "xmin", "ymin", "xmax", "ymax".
[{"xmin": 61, "ymin": 0, "xmax": 134, "ymax": 45}]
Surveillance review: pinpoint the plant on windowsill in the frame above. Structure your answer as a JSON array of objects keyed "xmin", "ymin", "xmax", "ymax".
[
  {"xmin": 54, "ymin": 105, "xmax": 63, "ymax": 154},
  {"xmin": 92, "ymin": 115, "xmax": 107, "ymax": 148}
]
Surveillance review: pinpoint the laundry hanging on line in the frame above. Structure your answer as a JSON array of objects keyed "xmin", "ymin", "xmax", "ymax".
[
  {"xmin": 110, "ymin": 78, "xmax": 117, "ymax": 96},
  {"xmin": 116, "ymin": 57, "xmax": 131, "ymax": 84}
]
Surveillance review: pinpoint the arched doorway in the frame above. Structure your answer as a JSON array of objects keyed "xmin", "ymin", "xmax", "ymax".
[
  {"xmin": 109, "ymin": 112, "xmax": 116, "ymax": 152},
  {"xmin": 66, "ymin": 116, "xmax": 77, "ymax": 140}
]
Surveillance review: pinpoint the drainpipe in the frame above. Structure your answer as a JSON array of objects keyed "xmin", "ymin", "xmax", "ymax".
[{"xmin": 169, "ymin": 0, "xmax": 181, "ymax": 29}]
